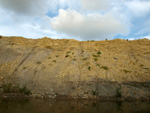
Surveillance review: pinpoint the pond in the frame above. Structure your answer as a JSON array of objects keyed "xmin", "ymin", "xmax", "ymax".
[{"xmin": 0, "ymin": 99, "xmax": 150, "ymax": 113}]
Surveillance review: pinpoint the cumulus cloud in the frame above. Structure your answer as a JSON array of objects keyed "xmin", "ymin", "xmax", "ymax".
[
  {"xmin": 143, "ymin": 35, "xmax": 150, "ymax": 39},
  {"xmin": 80, "ymin": 0, "xmax": 111, "ymax": 11},
  {"xmin": 51, "ymin": 9, "xmax": 129, "ymax": 40},
  {"xmin": 125, "ymin": 0, "xmax": 150, "ymax": 17},
  {"xmin": 0, "ymin": 0, "xmax": 149, "ymax": 40}
]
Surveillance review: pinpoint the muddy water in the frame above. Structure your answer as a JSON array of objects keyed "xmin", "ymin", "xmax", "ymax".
[{"xmin": 0, "ymin": 99, "xmax": 150, "ymax": 113}]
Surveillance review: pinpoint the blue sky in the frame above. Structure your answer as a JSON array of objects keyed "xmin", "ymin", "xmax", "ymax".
[{"xmin": 0, "ymin": 0, "xmax": 150, "ymax": 40}]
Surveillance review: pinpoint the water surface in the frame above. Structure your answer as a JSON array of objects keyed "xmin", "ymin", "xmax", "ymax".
[{"xmin": 0, "ymin": 99, "xmax": 150, "ymax": 113}]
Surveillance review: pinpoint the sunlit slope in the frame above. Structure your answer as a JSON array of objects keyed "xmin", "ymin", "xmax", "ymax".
[{"xmin": 0, "ymin": 36, "xmax": 149, "ymax": 83}]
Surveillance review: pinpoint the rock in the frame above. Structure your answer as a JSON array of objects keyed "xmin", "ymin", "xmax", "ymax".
[{"xmin": 0, "ymin": 36, "xmax": 150, "ymax": 100}]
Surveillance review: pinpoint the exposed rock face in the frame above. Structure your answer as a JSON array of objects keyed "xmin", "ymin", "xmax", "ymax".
[{"xmin": 0, "ymin": 36, "xmax": 150, "ymax": 99}]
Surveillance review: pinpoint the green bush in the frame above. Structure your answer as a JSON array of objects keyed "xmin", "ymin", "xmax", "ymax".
[
  {"xmin": 1, "ymin": 83, "xmax": 13, "ymax": 93},
  {"xmin": 97, "ymin": 51, "xmax": 101, "ymax": 55},
  {"xmin": 53, "ymin": 60, "xmax": 56, "ymax": 63},
  {"xmin": 23, "ymin": 67, "xmax": 27, "ymax": 69},
  {"xmin": 96, "ymin": 64, "xmax": 100, "ymax": 68},
  {"xmin": 37, "ymin": 61, "xmax": 41, "ymax": 64},
  {"xmin": 92, "ymin": 91, "xmax": 98, "ymax": 96},
  {"xmin": 82, "ymin": 58, "xmax": 88, "ymax": 61},
  {"xmin": 101, "ymin": 66, "xmax": 108, "ymax": 70},
  {"xmin": 66, "ymin": 51, "xmax": 71, "ymax": 54},
  {"xmin": 19, "ymin": 85, "xmax": 32, "ymax": 95},
  {"xmin": 65, "ymin": 55, "xmax": 69, "ymax": 57},
  {"xmin": 94, "ymin": 58, "xmax": 98, "ymax": 61},
  {"xmin": 116, "ymin": 88, "xmax": 122, "ymax": 98},
  {"xmin": 1, "ymin": 83, "xmax": 31, "ymax": 95},
  {"xmin": 123, "ymin": 69, "xmax": 131, "ymax": 73},
  {"xmin": 88, "ymin": 66, "xmax": 91, "ymax": 71},
  {"xmin": 48, "ymin": 57, "xmax": 51, "ymax": 59}
]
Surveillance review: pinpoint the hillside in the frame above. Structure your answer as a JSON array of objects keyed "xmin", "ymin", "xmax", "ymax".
[{"xmin": 0, "ymin": 36, "xmax": 150, "ymax": 99}]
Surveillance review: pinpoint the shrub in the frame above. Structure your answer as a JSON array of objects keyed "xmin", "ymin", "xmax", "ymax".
[
  {"xmin": 123, "ymin": 69, "xmax": 131, "ymax": 73},
  {"xmin": 65, "ymin": 55, "xmax": 69, "ymax": 57},
  {"xmin": 48, "ymin": 57, "xmax": 51, "ymax": 59},
  {"xmin": 82, "ymin": 58, "xmax": 88, "ymax": 61},
  {"xmin": 101, "ymin": 66, "xmax": 108, "ymax": 70},
  {"xmin": 93, "ymin": 55, "xmax": 97, "ymax": 57},
  {"xmin": 116, "ymin": 88, "xmax": 122, "ymax": 98},
  {"xmin": 66, "ymin": 51, "xmax": 71, "ymax": 54},
  {"xmin": 37, "ymin": 61, "xmax": 41, "ymax": 64},
  {"xmin": 94, "ymin": 58, "xmax": 98, "ymax": 61},
  {"xmin": 92, "ymin": 91, "xmax": 98, "ymax": 96},
  {"xmin": 56, "ymin": 55, "xmax": 59, "ymax": 57},
  {"xmin": 140, "ymin": 64, "xmax": 144, "ymax": 67},
  {"xmin": 19, "ymin": 85, "xmax": 32, "ymax": 95},
  {"xmin": 86, "ymin": 62, "xmax": 90, "ymax": 65},
  {"xmin": 23, "ymin": 67, "xmax": 27, "ymax": 69},
  {"xmin": 53, "ymin": 60, "xmax": 56, "ymax": 63},
  {"xmin": 93, "ymin": 54, "xmax": 100, "ymax": 57},
  {"xmin": 143, "ymin": 67, "xmax": 148, "ymax": 70},
  {"xmin": 1, "ymin": 83, "xmax": 31, "ymax": 95},
  {"xmin": 96, "ymin": 64, "xmax": 100, "ymax": 68},
  {"xmin": 88, "ymin": 66, "xmax": 91, "ymax": 71},
  {"xmin": 97, "ymin": 51, "xmax": 101, "ymax": 55},
  {"xmin": 2, "ymin": 83, "xmax": 13, "ymax": 93}
]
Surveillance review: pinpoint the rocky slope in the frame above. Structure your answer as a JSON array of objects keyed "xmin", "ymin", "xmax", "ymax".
[{"xmin": 0, "ymin": 36, "xmax": 150, "ymax": 100}]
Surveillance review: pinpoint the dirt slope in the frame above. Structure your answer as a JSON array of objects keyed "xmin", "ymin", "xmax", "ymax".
[{"xmin": 0, "ymin": 36, "xmax": 150, "ymax": 99}]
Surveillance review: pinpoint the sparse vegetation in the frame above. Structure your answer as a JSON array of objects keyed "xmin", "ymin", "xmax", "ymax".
[
  {"xmin": 19, "ymin": 85, "xmax": 32, "ymax": 95},
  {"xmin": 88, "ymin": 66, "xmax": 91, "ymax": 71},
  {"xmin": 86, "ymin": 62, "xmax": 90, "ymax": 65},
  {"xmin": 96, "ymin": 64, "xmax": 101, "ymax": 68},
  {"xmin": 92, "ymin": 90, "xmax": 98, "ymax": 96},
  {"xmin": 82, "ymin": 58, "xmax": 88, "ymax": 61},
  {"xmin": 101, "ymin": 66, "xmax": 108, "ymax": 70},
  {"xmin": 1, "ymin": 83, "xmax": 31, "ymax": 95},
  {"xmin": 93, "ymin": 55, "xmax": 97, "ymax": 57},
  {"xmin": 140, "ymin": 64, "xmax": 144, "ymax": 67},
  {"xmin": 97, "ymin": 51, "xmax": 101, "ymax": 55},
  {"xmin": 93, "ymin": 54, "xmax": 100, "ymax": 57},
  {"xmin": 48, "ymin": 57, "xmax": 51, "ymax": 59},
  {"xmin": 123, "ymin": 69, "xmax": 131, "ymax": 73},
  {"xmin": 72, "ymin": 59, "xmax": 76, "ymax": 61},
  {"xmin": 143, "ymin": 67, "xmax": 148, "ymax": 70},
  {"xmin": 53, "ymin": 60, "xmax": 56, "ymax": 63},
  {"xmin": 116, "ymin": 88, "xmax": 122, "ymax": 98},
  {"xmin": 37, "ymin": 61, "xmax": 41, "ymax": 64},
  {"xmin": 56, "ymin": 55, "xmax": 59, "ymax": 57},
  {"xmin": 65, "ymin": 55, "xmax": 69, "ymax": 57},
  {"xmin": 66, "ymin": 51, "xmax": 71, "ymax": 54},
  {"xmin": 23, "ymin": 67, "xmax": 27, "ymax": 69},
  {"xmin": 94, "ymin": 58, "xmax": 98, "ymax": 61}
]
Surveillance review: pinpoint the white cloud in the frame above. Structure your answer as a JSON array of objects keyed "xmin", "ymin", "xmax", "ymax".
[
  {"xmin": 0, "ymin": 0, "xmax": 53, "ymax": 17},
  {"xmin": 143, "ymin": 35, "xmax": 150, "ymax": 39},
  {"xmin": 51, "ymin": 9, "xmax": 129, "ymax": 40},
  {"xmin": 80, "ymin": 0, "xmax": 111, "ymax": 11},
  {"xmin": 0, "ymin": 0, "xmax": 149, "ymax": 40},
  {"xmin": 125, "ymin": 0, "xmax": 150, "ymax": 17}
]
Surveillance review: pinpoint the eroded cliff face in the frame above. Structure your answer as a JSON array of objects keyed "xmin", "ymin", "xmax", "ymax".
[{"xmin": 0, "ymin": 36, "xmax": 150, "ymax": 99}]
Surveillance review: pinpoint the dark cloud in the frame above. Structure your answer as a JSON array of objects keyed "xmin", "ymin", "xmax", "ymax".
[{"xmin": 0, "ymin": 0, "xmax": 54, "ymax": 16}]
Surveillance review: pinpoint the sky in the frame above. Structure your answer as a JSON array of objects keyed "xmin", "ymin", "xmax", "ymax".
[{"xmin": 0, "ymin": 0, "xmax": 150, "ymax": 41}]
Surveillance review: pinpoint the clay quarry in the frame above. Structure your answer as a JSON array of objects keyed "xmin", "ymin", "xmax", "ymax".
[{"xmin": 0, "ymin": 36, "xmax": 150, "ymax": 100}]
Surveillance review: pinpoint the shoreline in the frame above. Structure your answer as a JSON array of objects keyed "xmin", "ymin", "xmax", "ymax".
[{"xmin": 1, "ymin": 93, "xmax": 150, "ymax": 102}]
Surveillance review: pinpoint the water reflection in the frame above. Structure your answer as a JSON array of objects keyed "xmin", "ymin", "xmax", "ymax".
[{"xmin": 0, "ymin": 99, "xmax": 150, "ymax": 113}]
